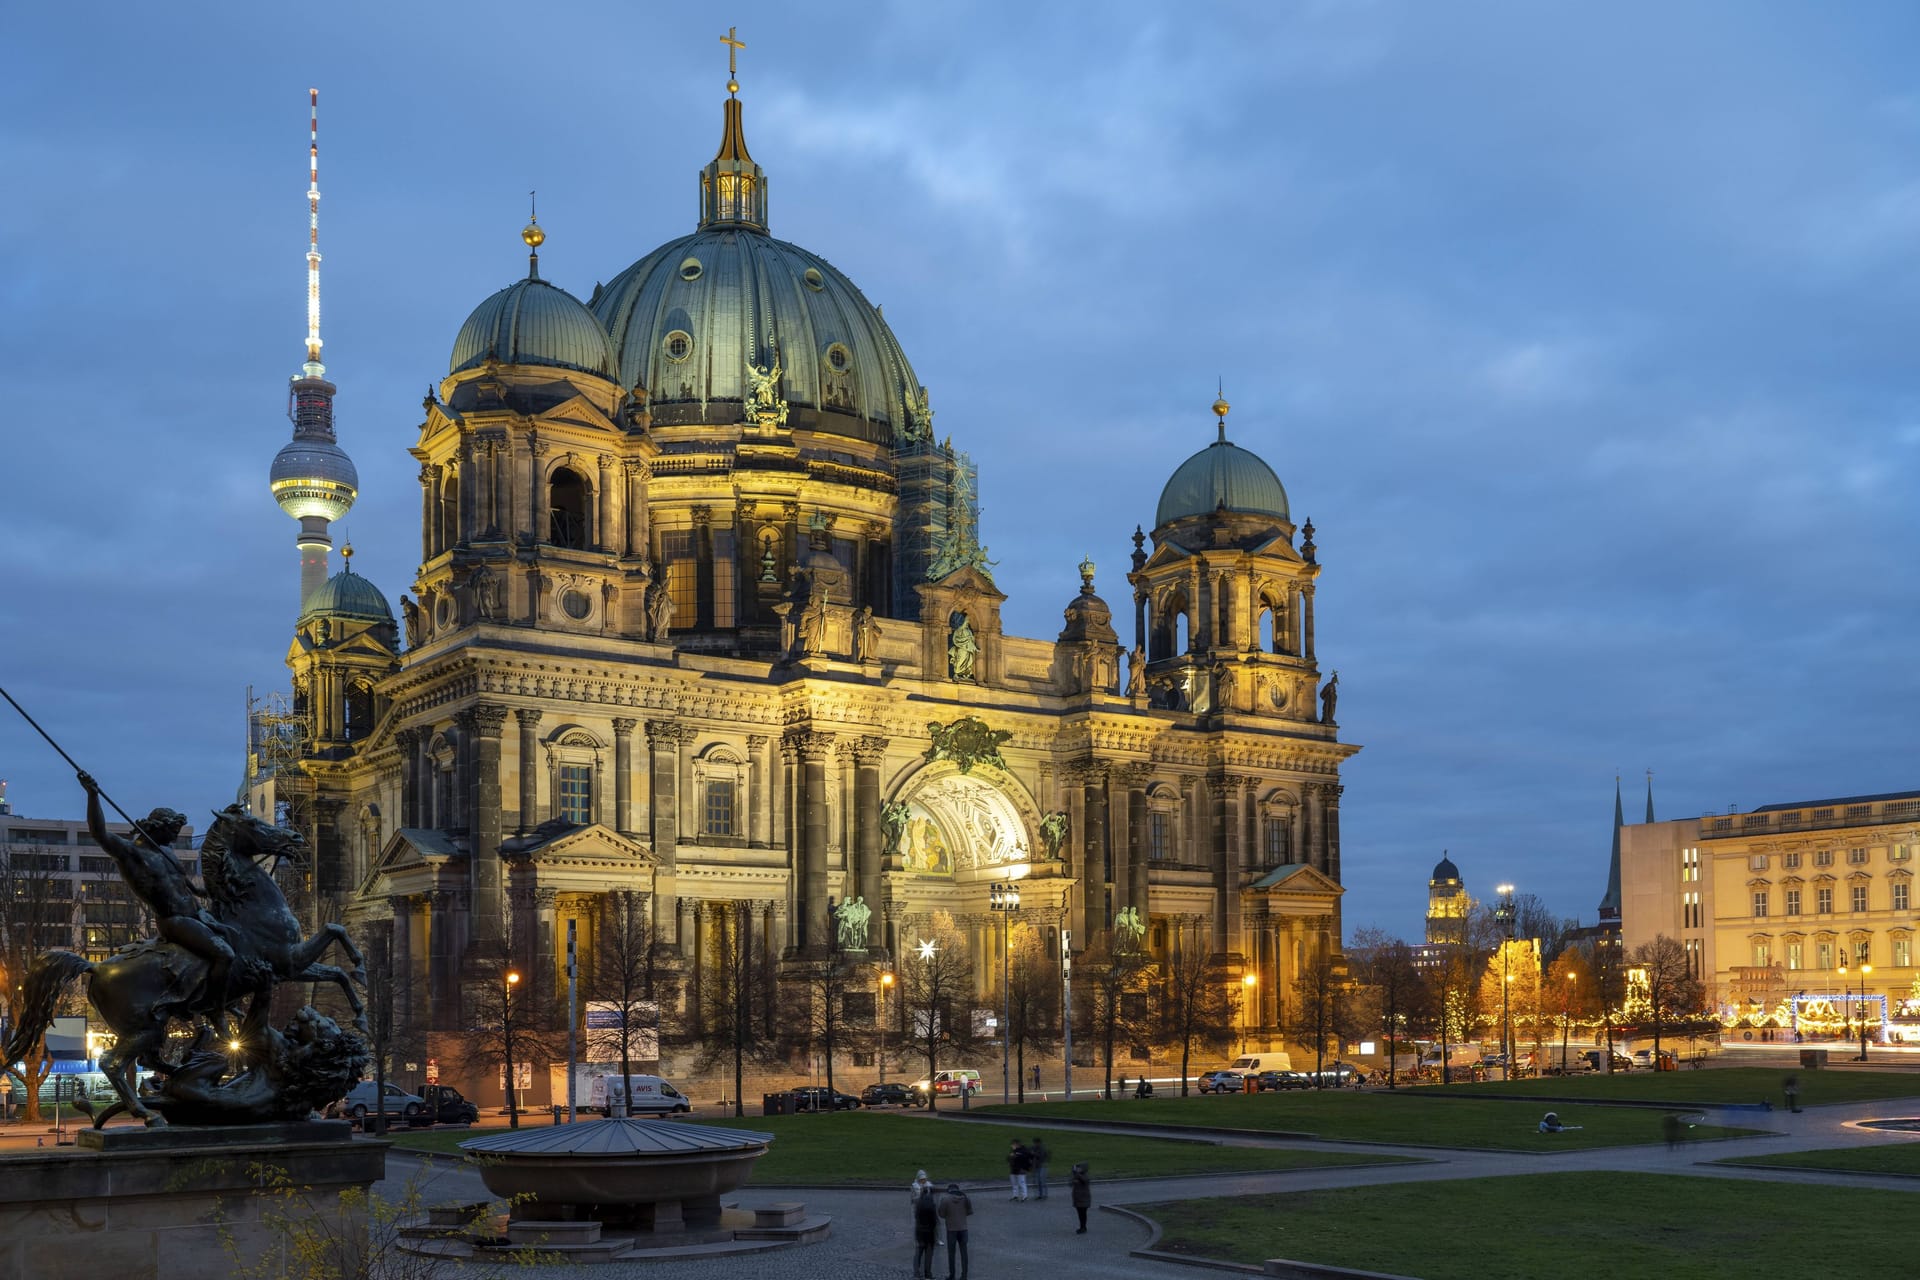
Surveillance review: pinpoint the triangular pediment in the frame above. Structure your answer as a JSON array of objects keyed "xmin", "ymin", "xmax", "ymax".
[
  {"xmin": 1247, "ymin": 862, "xmax": 1344, "ymax": 901},
  {"xmin": 500, "ymin": 820, "xmax": 654, "ymax": 867},
  {"xmin": 924, "ymin": 564, "xmax": 1006, "ymax": 601},
  {"xmin": 539, "ymin": 391, "xmax": 620, "ymax": 434}
]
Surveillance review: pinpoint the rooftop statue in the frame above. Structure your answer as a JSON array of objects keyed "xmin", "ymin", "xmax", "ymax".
[{"xmin": 3, "ymin": 778, "xmax": 368, "ymax": 1128}]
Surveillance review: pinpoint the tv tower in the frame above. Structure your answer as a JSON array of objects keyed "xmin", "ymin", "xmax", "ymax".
[{"xmin": 269, "ymin": 88, "xmax": 358, "ymax": 608}]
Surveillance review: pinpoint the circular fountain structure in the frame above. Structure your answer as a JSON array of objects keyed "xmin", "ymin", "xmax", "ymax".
[{"xmin": 460, "ymin": 1117, "xmax": 774, "ymax": 1236}]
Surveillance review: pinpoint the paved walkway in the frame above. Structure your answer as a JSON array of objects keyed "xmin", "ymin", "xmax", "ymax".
[{"xmin": 375, "ymin": 1095, "xmax": 1920, "ymax": 1278}]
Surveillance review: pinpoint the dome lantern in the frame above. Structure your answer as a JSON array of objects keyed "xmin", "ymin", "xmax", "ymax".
[{"xmin": 700, "ymin": 29, "xmax": 768, "ymax": 232}]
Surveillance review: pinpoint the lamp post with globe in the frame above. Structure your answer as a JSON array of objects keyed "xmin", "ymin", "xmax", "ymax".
[
  {"xmin": 1493, "ymin": 884, "xmax": 1516, "ymax": 1073},
  {"xmin": 503, "ymin": 968, "xmax": 522, "ymax": 1128}
]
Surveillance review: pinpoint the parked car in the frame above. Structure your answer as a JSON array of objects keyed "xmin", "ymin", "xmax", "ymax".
[
  {"xmin": 328, "ymin": 1081, "xmax": 427, "ymax": 1123},
  {"xmin": 1581, "ymin": 1050, "xmax": 1632, "ymax": 1072},
  {"xmin": 1196, "ymin": 1069, "xmax": 1246, "ymax": 1094},
  {"xmin": 1314, "ymin": 1062, "xmax": 1361, "ymax": 1087},
  {"xmin": 1254, "ymin": 1069, "xmax": 1312, "ymax": 1091},
  {"xmin": 907, "ymin": 1069, "xmax": 983, "ymax": 1104},
  {"xmin": 417, "ymin": 1084, "xmax": 479, "ymax": 1125},
  {"xmin": 790, "ymin": 1086, "xmax": 863, "ymax": 1112},
  {"xmin": 1632, "ymin": 1049, "xmax": 1677, "ymax": 1070},
  {"xmin": 589, "ymin": 1074, "xmax": 694, "ymax": 1116},
  {"xmin": 860, "ymin": 1082, "xmax": 913, "ymax": 1107}
]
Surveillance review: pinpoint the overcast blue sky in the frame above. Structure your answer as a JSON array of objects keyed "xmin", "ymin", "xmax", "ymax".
[{"xmin": 4, "ymin": 2, "xmax": 1918, "ymax": 939}]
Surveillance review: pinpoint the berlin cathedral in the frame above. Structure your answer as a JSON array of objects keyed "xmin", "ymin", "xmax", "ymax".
[{"xmin": 257, "ymin": 47, "xmax": 1357, "ymax": 1101}]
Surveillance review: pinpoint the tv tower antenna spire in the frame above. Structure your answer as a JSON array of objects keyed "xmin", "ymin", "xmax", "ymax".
[{"xmin": 304, "ymin": 87, "xmax": 324, "ymax": 376}]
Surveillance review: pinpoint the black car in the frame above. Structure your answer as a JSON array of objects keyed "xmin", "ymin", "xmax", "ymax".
[
  {"xmin": 790, "ymin": 1086, "xmax": 863, "ymax": 1112},
  {"xmin": 1255, "ymin": 1070, "xmax": 1312, "ymax": 1091},
  {"xmin": 860, "ymin": 1082, "xmax": 913, "ymax": 1107},
  {"xmin": 418, "ymin": 1084, "xmax": 480, "ymax": 1125}
]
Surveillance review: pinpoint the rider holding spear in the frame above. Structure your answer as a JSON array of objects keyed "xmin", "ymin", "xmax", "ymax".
[{"xmin": 77, "ymin": 771, "xmax": 240, "ymax": 1037}]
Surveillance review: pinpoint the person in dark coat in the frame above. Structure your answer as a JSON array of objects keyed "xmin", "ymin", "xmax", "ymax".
[
  {"xmin": 1070, "ymin": 1161, "xmax": 1092, "ymax": 1233},
  {"xmin": 1007, "ymin": 1140, "xmax": 1032, "ymax": 1200},
  {"xmin": 938, "ymin": 1181, "xmax": 972, "ymax": 1280},
  {"xmin": 1030, "ymin": 1136, "xmax": 1051, "ymax": 1200},
  {"xmin": 912, "ymin": 1187, "xmax": 938, "ymax": 1279}
]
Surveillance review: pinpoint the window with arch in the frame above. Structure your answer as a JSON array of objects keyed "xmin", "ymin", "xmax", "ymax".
[
  {"xmin": 1893, "ymin": 935, "xmax": 1912, "ymax": 968},
  {"xmin": 1145, "ymin": 786, "xmax": 1181, "ymax": 864},
  {"xmin": 543, "ymin": 729, "xmax": 604, "ymax": 827},
  {"xmin": 549, "ymin": 466, "xmax": 589, "ymax": 549},
  {"xmin": 691, "ymin": 744, "xmax": 748, "ymax": 842},
  {"xmin": 1257, "ymin": 791, "xmax": 1297, "ymax": 868},
  {"xmin": 440, "ymin": 473, "xmax": 459, "ymax": 551},
  {"xmin": 344, "ymin": 678, "xmax": 375, "ymax": 741}
]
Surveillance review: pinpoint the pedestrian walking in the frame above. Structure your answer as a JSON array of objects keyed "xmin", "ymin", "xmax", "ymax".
[
  {"xmin": 938, "ymin": 1181, "xmax": 972, "ymax": 1280},
  {"xmin": 1070, "ymin": 1161, "xmax": 1092, "ymax": 1233},
  {"xmin": 1030, "ymin": 1136, "xmax": 1051, "ymax": 1199},
  {"xmin": 912, "ymin": 1186, "xmax": 938, "ymax": 1279},
  {"xmin": 1783, "ymin": 1074, "xmax": 1801, "ymax": 1113},
  {"xmin": 1007, "ymin": 1139, "xmax": 1032, "ymax": 1200}
]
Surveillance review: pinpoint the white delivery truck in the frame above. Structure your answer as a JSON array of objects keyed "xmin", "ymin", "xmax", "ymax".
[{"xmin": 588, "ymin": 1074, "xmax": 693, "ymax": 1116}]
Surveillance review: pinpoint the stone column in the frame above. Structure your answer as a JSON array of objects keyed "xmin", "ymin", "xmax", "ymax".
[
  {"xmin": 514, "ymin": 709, "xmax": 542, "ymax": 833},
  {"xmin": 396, "ymin": 729, "xmax": 421, "ymax": 827},
  {"xmin": 510, "ymin": 435, "xmax": 532, "ymax": 544},
  {"xmin": 1125, "ymin": 768, "xmax": 1150, "ymax": 918},
  {"xmin": 459, "ymin": 438, "xmax": 481, "ymax": 544},
  {"xmin": 746, "ymin": 734, "xmax": 769, "ymax": 847},
  {"xmin": 463, "ymin": 704, "xmax": 510, "ymax": 948},
  {"xmin": 690, "ymin": 902, "xmax": 707, "ymax": 1036},
  {"xmin": 764, "ymin": 902, "xmax": 783, "ymax": 1036},
  {"xmin": 535, "ymin": 885, "xmax": 562, "ymax": 1011},
  {"xmin": 623, "ymin": 459, "xmax": 650, "ymax": 559},
  {"xmin": 612, "ymin": 718, "xmax": 636, "ymax": 834},
  {"xmin": 428, "ymin": 888, "xmax": 456, "ymax": 1027},
  {"xmin": 489, "ymin": 439, "xmax": 508, "ymax": 535},
  {"xmin": 1324, "ymin": 783, "xmax": 1344, "ymax": 887},
  {"xmin": 1207, "ymin": 776, "xmax": 1230, "ymax": 956},
  {"xmin": 313, "ymin": 796, "xmax": 347, "ymax": 916},
  {"xmin": 789, "ymin": 730, "xmax": 835, "ymax": 952},
  {"xmin": 419, "ymin": 466, "xmax": 436, "ymax": 562},
  {"xmin": 1302, "ymin": 584, "xmax": 1316, "ymax": 662},
  {"xmin": 852, "ymin": 736, "xmax": 887, "ymax": 948},
  {"xmin": 596, "ymin": 454, "xmax": 615, "ymax": 552},
  {"xmin": 646, "ymin": 720, "xmax": 684, "ymax": 951},
  {"xmin": 1106, "ymin": 767, "xmax": 1131, "ymax": 916},
  {"xmin": 1306, "ymin": 783, "xmax": 1328, "ymax": 875},
  {"xmin": 1223, "ymin": 777, "xmax": 1247, "ymax": 958},
  {"xmin": 1080, "ymin": 761, "xmax": 1109, "ymax": 938},
  {"xmin": 529, "ymin": 436, "xmax": 549, "ymax": 545},
  {"xmin": 394, "ymin": 894, "xmax": 424, "ymax": 1049}
]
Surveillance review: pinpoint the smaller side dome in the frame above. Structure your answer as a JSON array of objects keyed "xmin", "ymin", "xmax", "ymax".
[
  {"xmin": 450, "ymin": 277, "xmax": 616, "ymax": 379},
  {"xmin": 1058, "ymin": 555, "xmax": 1118, "ymax": 644},
  {"xmin": 1431, "ymin": 853, "xmax": 1461, "ymax": 884},
  {"xmin": 1155, "ymin": 440, "xmax": 1290, "ymax": 527},
  {"xmin": 300, "ymin": 566, "xmax": 394, "ymax": 623}
]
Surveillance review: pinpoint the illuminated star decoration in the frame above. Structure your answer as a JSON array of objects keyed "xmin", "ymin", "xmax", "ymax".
[{"xmin": 916, "ymin": 939, "xmax": 938, "ymax": 961}]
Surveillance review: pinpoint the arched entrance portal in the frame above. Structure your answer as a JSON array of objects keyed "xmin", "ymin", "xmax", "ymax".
[{"xmin": 898, "ymin": 768, "xmax": 1035, "ymax": 877}]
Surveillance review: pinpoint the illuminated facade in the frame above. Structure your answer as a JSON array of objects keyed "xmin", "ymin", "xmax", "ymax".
[
  {"xmin": 264, "ymin": 57, "xmax": 1359, "ymax": 1101},
  {"xmin": 1620, "ymin": 791, "xmax": 1919, "ymax": 1032}
]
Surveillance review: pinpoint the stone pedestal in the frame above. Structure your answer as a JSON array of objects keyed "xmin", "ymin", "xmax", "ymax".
[{"xmin": 0, "ymin": 1122, "xmax": 386, "ymax": 1280}]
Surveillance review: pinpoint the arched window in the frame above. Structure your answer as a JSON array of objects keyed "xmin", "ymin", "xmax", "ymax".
[
  {"xmin": 344, "ymin": 679, "xmax": 375, "ymax": 741},
  {"xmin": 549, "ymin": 467, "xmax": 589, "ymax": 549}
]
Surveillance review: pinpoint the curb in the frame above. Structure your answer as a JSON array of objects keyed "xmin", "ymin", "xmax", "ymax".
[{"xmin": 1107, "ymin": 1202, "xmax": 1420, "ymax": 1279}]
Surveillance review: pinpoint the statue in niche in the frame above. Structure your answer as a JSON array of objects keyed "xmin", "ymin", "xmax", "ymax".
[
  {"xmin": 1114, "ymin": 907, "xmax": 1146, "ymax": 952},
  {"xmin": 400, "ymin": 594, "xmax": 423, "ymax": 649},
  {"xmin": 881, "ymin": 800, "xmax": 912, "ymax": 856},
  {"xmin": 948, "ymin": 614, "xmax": 978, "ymax": 682},
  {"xmin": 1127, "ymin": 645, "xmax": 1148, "ymax": 698},
  {"xmin": 1213, "ymin": 662, "xmax": 1236, "ymax": 711},
  {"xmin": 646, "ymin": 575, "xmax": 673, "ymax": 643},
  {"xmin": 470, "ymin": 565, "xmax": 501, "ymax": 619},
  {"xmin": 854, "ymin": 606, "xmax": 880, "ymax": 663},
  {"xmin": 836, "ymin": 896, "xmax": 872, "ymax": 951},
  {"xmin": 1039, "ymin": 811, "xmax": 1070, "ymax": 861},
  {"xmin": 1320, "ymin": 671, "xmax": 1339, "ymax": 724}
]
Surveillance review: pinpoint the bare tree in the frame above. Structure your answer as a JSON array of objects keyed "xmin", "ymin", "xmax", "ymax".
[
  {"xmin": 1153, "ymin": 916, "xmax": 1231, "ymax": 1095},
  {"xmin": 584, "ymin": 890, "xmax": 665, "ymax": 1093},
  {"xmin": 1, "ymin": 845, "xmax": 79, "ymax": 1122},
  {"xmin": 1005, "ymin": 925, "xmax": 1058, "ymax": 1101},
  {"xmin": 1081, "ymin": 934, "xmax": 1150, "ymax": 1099},
  {"xmin": 1630, "ymin": 934, "xmax": 1705, "ymax": 1058},
  {"xmin": 1287, "ymin": 951, "xmax": 1346, "ymax": 1084},
  {"xmin": 899, "ymin": 912, "xmax": 973, "ymax": 1111},
  {"xmin": 1544, "ymin": 947, "xmax": 1594, "ymax": 1073},
  {"xmin": 1347, "ymin": 927, "xmax": 1421, "ymax": 1087},
  {"xmin": 697, "ymin": 901, "xmax": 774, "ymax": 1117}
]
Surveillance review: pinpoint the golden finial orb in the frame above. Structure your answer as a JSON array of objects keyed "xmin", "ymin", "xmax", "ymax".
[
  {"xmin": 522, "ymin": 220, "xmax": 545, "ymax": 251},
  {"xmin": 1212, "ymin": 395, "xmax": 1230, "ymax": 421},
  {"xmin": 341, "ymin": 541, "xmax": 354, "ymax": 566}
]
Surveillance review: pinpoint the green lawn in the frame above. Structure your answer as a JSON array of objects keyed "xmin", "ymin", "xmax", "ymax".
[
  {"xmin": 983, "ymin": 1092, "xmax": 1763, "ymax": 1150},
  {"xmin": 1138, "ymin": 1172, "xmax": 1918, "ymax": 1278},
  {"xmin": 1423, "ymin": 1065, "xmax": 1920, "ymax": 1107},
  {"xmin": 1717, "ymin": 1143, "xmax": 1920, "ymax": 1176},
  {"xmin": 387, "ymin": 1112, "xmax": 1414, "ymax": 1185}
]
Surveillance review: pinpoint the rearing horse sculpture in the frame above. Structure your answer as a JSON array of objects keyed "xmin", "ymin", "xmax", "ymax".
[{"xmin": 3, "ymin": 805, "xmax": 367, "ymax": 1126}]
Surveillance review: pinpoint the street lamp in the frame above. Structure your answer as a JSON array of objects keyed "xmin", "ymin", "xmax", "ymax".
[
  {"xmin": 1560, "ymin": 972, "xmax": 1576, "ymax": 1076},
  {"xmin": 503, "ymin": 968, "xmax": 522, "ymax": 1129},
  {"xmin": 1241, "ymin": 972, "xmax": 1258, "ymax": 1054},
  {"xmin": 878, "ymin": 970, "xmax": 895, "ymax": 1083},
  {"xmin": 1839, "ymin": 960, "xmax": 1873, "ymax": 1061},
  {"xmin": 989, "ymin": 881, "xmax": 1021, "ymax": 1104},
  {"xmin": 1494, "ymin": 885, "xmax": 1516, "ymax": 1073}
]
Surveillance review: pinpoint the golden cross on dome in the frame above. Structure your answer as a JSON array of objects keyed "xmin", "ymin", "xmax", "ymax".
[{"xmin": 720, "ymin": 26, "xmax": 746, "ymax": 93}]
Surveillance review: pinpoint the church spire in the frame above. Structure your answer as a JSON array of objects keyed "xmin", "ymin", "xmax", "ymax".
[
  {"xmin": 700, "ymin": 26, "xmax": 768, "ymax": 232},
  {"xmin": 1644, "ymin": 769, "xmax": 1655, "ymax": 823},
  {"xmin": 1598, "ymin": 775, "xmax": 1624, "ymax": 923}
]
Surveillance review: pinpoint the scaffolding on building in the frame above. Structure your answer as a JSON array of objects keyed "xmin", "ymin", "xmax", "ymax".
[{"xmin": 244, "ymin": 685, "xmax": 310, "ymax": 827}]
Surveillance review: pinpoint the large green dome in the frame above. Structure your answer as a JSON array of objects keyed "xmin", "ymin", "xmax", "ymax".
[
  {"xmin": 450, "ymin": 276, "xmax": 616, "ymax": 380},
  {"xmin": 1155, "ymin": 438, "xmax": 1291, "ymax": 528}
]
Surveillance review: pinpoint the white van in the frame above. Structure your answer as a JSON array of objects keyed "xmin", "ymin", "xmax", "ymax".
[
  {"xmin": 1228, "ymin": 1053, "xmax": 1292, "ymax": 1074},
  {"xmin": 588, "ymin": 1074, "xmax": 692, "ymax": 1117}
]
